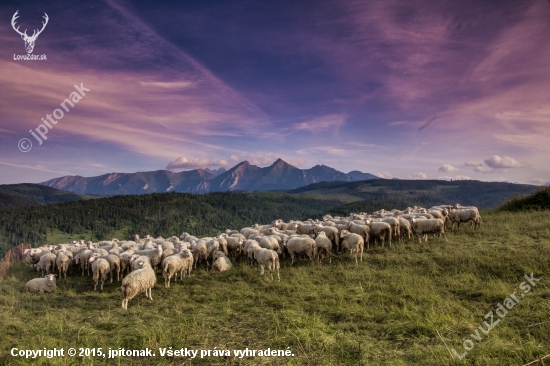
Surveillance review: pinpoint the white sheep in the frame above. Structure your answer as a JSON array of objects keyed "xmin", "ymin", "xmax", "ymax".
[
  {"xmin": 162, "ymin": 249, "xmax": 192, "ymax": 288},
  {"xmin": 134, "ymin": 246, "xmax": 163, "ymax": 271},
  {"xmin": 314, "ymin": 225, "xmax": 339, "ymax": 252},
  {"xmin": 410, "ymin": 217, "xmax": 447, "ymax": 243},
  {"xmin": 315, "ymin": 231, "xmax": 333, "ymax": 264},
  {"xmin": 121, "ymin": 260, "xmax": 156, "ymax": 310},
  {"xmin": 36, "ymin": 253, "xmax": 56, "ymax": 276},
  {"xmin": 252, "ymin": 247, "xmax": 280, "ymax": 281},
  {"xmin": 366, "ymin": 221, "xmax": 392, "ymax": 247},
  {"xmin": 56, "ymin": 252, "xmax": 70, "ymax": 279},
  {"xmin": 89, "ymin": 257, "xmax": 110, "ymax": 291},
  {"xmin": 285, "ymin": 236, "xmax": 317, "ymax": 265},
  {"xmin": 212, "ymin": 251, "xmax": 233, "ymax": 272},
  {"xmin": 448, "ymin": 207, "xmax": 481, "ymax": 230},
  {"xmin": 25, "ymin": 274, "xmax": 56, "ymax": 293},
  {"xmin": 340, "ymin": 230, "xmax": 364, "ymax": 264}
]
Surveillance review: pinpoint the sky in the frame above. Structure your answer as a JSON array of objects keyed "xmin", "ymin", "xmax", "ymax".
[{"xmin": 0, "ymin": 0, "xmax": 549, "ymax": 185}]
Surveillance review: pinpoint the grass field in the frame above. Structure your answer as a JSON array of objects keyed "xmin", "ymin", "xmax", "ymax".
[{"xmin": 0, "ymin": 210, "xmax": 549, "ymax": 365}]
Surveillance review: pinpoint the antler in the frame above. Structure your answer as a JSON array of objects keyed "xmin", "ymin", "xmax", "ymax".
[
  {"xmin": 11, "ymin": 10, "xmax": 28, "ymax": 37},
  {"xmin": 30, "ymin": 13, "xmax": 49, "ymax": 39}
]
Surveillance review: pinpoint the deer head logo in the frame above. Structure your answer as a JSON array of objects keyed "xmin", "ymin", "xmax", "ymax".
[{"xmin": 11, "ymin": 11, "xmax": 49, "ymax": 54}]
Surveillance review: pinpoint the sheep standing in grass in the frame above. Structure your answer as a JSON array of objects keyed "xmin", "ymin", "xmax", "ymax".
[
  {"xmin": 314, "ymin": 225, "xmax": 339, "ymax": 252},
  {"xmin": 134, "ymin": 246, "xmax": 163, "ymax": 271},
  {"xmin": 226, "ymin": 236, "xmax": 244, "ymax": 259},
  {"xmin": 25, "ymin": 274, "xmax": 56, "ymax": 293},
  {"xmin": 89, "ymin": 256, "xmax": 110, "ymax": 291},
  {"xmin": 162, "ymin": 249, "xmax": 192, "ymax": 288},
  {"xmin": 191, "ymin": 240, "xmax": 209, "ymax": 268},
  {"xmin": 347, "ymin": 222, "xmax": 369, "ymax": 249},
  {"xmin": 244, "ymin": 239, "xmax": 261, "ymax": 266},
  {"xmin": 367, "ymin": 221, "xmax": 392, "ymax": 247},
  {"xmin": 397, "ymin": 218, "xmax": 412, "ymax": 241},
  {"xmin": 382, "ymin": 217, "xmax": 400, "ymax": 238},
  {"xmin": 212, "ymin": 251, "xmax": 233, "ymax": 272},
  {"xmin": 448, "ymin": 207, "xmax": 481, "ymax": 231},
  {"xmin": 340, "ymin": 230, "xmax": 364, "ymax": 264},
  {"xmin": 121, "ymin": 259, "xmax": 156, "ymax": 310},
  {"xmin": 285, "ymin": 236, "xmax": 317, "ymax": 265},
  {"xmin": 253, "ymin": 247, "xmax": 280, "ymax": 281},
  {"xmin": 315, "ymin": 231, "xmax": 333, "ymax": 264},
  {"xmin": 89, "ymin": 253, "xmax": 121, "ymax": 283},
  {"xmin": 37, "ymin": 253, "xmax": 56, "ymax": 276},
  {"xmin": 56, "ymin": 252, "xmax": 70, "ymax": 279},
  {"xmin": 410, "ymin": 217, "xmax": 447, "ymax": 243}
]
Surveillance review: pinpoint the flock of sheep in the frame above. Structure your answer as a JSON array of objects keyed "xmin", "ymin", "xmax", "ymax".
[{"xmin": 22, "ymin": 204, "xmax": 481, "ymax": 309}]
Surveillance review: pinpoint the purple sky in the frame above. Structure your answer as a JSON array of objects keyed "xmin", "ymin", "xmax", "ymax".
[{"xmin": 1, "ymin": 0, "xmax": 549, "ymax": 185}]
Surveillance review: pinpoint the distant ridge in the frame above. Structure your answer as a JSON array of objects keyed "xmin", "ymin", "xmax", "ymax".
[
  {"xmin": 40, "ymin": 159, "xmax": 379, "ymax": 196},
  {"xmin": 0, "ymin": 183, "xmax": 90, "ymax": 208}
]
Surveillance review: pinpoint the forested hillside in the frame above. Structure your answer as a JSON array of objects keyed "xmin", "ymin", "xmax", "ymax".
[
  {"xmin": 290, "ymin": 179, "xmax": 538, "ymax": 210},
  {"xmin": 0, "ymin": 179, "xmax": 539, "ymax": 256},
  {"xmin": 0, "ymin": 192, "xmax": 342, "ymax": 255}
]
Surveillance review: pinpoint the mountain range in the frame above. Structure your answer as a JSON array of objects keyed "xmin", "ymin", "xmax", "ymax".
[{"xmin": 40, "ymin": 159, "xmax": 379, "ymax": 196}]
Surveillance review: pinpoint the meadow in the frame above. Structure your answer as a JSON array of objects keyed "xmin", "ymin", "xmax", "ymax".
[{"xmin": 0, "ymin": 209, "xmax": 549, "ymax": 365}]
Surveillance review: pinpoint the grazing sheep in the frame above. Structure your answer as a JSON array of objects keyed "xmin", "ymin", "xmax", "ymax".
[
  {"xmin": 410, "ymin": 217, "xmax": 447, "ymax": 243},
  {"xmin": 340, "ymin": 230, "xmax": 364, "ymax": 264},
  {"xmin": 448, "ymin": 207, "xmax": 481, "ymax": 230},
  {"xmin": 134, "ymin": 246, "xmax": 163, "ymax": 271},
  {"xmin": 163, "ymin": 249, "xmax": 193, "ymax": 288},
  {"xmin": 25, "ymin": 274, "xmax": 56, "ymax": 293},
  {"xmin": 89, "ymin": 253, "xmax": 121, "ymax": 282},
  {"xmin": 244, "ymin": 239, "xmax": 261, "ymax": 266},
  {"xmin": 314, "ymin": 225, "xmax": 340, "ymax": 252},
  {"xmin": 285, "ymin": 236, "xmax": 317, "ymax": 265},
  {"xmin": 191, "ymin": 240, "xmax": 209, "ymax": 268},
  {"xmin": 296, "ymin": 223, "xmax": 315, "ymax": 236},
  {"xmin": 259, "ymin": 236, "xmax": 280, "ymax": 253},
  {"xmin": 346, "ymin": 222, "xmax": 369, "ymax": 249},
  {"xmin": 26, "ymin": 249, "xmax": 44, "ymax": 268},
  {"xmin": 382, "ymin": 217, "xmax": 400, "ymax": 238},
  {"xmin": 226, "ymin": 236, "xmax": 244, "ymax": 259},
  {"xmin": 36, "ymin": 253, "xmax": 56, "ymax": 276},
  {"xmin": 89, "ymin": 257, "xmax": 110, "ymax": 291},
  {"xmin": 315, "ymin": 231, "xmax": 333, "ymax": 264},
  {"xmin": 397, "ymin": 218, "xmax": 412, "ymax": 241},
  {"xmin": 119, "ymin": 250, "xmax": 135, "ymax": 274},
  {"xmin": 120, "ymin": 260, "xmax": 156, "ymax": 310},
  {"xmin": 178, "ymin": 249, "xmax": 194, "ymax": 280},
  {"xmin": 55, "ymin": 252, "xmax": 70, "ymax": 279},
  {"xmin": 253, "ymin": 247, "xmax": 280, "ymax": 281},
  {"xmin": 212, "ymin": 251, "xmax": 233, "ymax": 272},
  {"xmin": 366, "ymin": 221, "xmax": 392, "ymax": 247}
]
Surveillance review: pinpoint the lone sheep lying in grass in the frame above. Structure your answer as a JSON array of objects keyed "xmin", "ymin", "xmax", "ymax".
[
  {"xmin": 25, "ymin": 274, "xmax": 56, "ymax": 293},
  {"xmin": 121, "ymin": 259, "xmax": 156, "ymax": 310},
  {"xmin": 340, "ymin": 230, "xmax": 364, "ymax": 264},
  {"xmin": 212, "ymin": 251, "xmax": 233, "ymax": 272}
]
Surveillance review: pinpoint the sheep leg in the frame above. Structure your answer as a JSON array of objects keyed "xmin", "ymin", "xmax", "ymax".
[{"xmin": 260, "ymin": 265, "xmax": 265, "ymax": 276}]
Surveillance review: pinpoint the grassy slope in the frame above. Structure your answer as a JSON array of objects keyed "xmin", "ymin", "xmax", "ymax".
[{"xmin": 1, "ymin": 210, "xmax": 549, "ymax": 365}]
